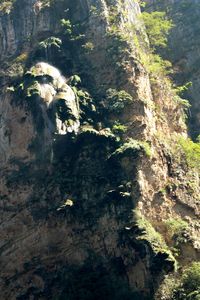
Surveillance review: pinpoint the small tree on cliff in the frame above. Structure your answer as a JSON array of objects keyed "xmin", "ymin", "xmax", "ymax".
[{"xmin": 141, "ymin": 11, "xmax": 173, "ymax": 49}]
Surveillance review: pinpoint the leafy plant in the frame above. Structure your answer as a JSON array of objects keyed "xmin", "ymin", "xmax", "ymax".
[
  {"xmin": 141, "ymin": 52, "xmax": 172, "ymax": 76},
  {"xmin": 60, "ymin": 19, "xmax": 73, "ymax": 37},
  {"xmin": 165, "ymin": 218, "xmax": 189, "ymax": 237},
  {"xmin": 133, "ymin": 210, "xmax": 177, "ymax": 271},
  {"xmin": 60, "ymin": 18, "xmax": 85, "ymax": 41},
  {"xmin": 82, "ymin": 42, "xmax": 94, "ymax": 52},
  {"xmin": 182, "ymin": 263, "xmax": 200, "ymax": 293},
  {"xmin": 68, "ymin": 75, "xmax": 81, "ymax": 87},
  {"xmin": 178, "ymin": 137, "xmax": 200, "ymax": 172},
  {"xmin": 112, "ymin": 121, "xmax": 127, "ymax": 134},
  {"xmin": 141, "ymin": 11, "xmax": 173, "ymax": 49},
  {"xmin": 164, "ymin": 218, "xmax": 190, "ymax": 247},
  {"xmin": 173, "ymin": 263, "xmax": 200, "ymax": 299},
  {"xmin": 105, "ymin": 89, "xmax": 133, "ymax": 113},
  {"xmin": 113, "ymin": 138, "xmax": 151, "ymax": 158},
  {"xmin": 131, "ymin": 13, "xmax": 173, "ymax": 77},
  {"xmin": 39, "ymin": 37, "xmax": 62, "ymax": 49}
]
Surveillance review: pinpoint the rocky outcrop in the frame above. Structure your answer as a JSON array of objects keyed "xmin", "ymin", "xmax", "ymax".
[{"xmin": 0, "ymin": 0, "xmax": 199, "ymax": 299}]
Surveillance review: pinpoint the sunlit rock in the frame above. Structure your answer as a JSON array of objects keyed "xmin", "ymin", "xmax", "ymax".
[{"xmin": 28, "ymin": 62, "xmax": 80, "ymax": 135}]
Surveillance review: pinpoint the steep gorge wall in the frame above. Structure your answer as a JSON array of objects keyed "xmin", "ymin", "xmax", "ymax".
[{"xmin": 0, "ymin": 0, "xmax": 199, "ymax": 299}]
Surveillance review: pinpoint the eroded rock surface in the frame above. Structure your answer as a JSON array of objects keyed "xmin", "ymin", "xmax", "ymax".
[{"xmin": 0, "ymin": 0, "xmax": 199, "ymax": 299}]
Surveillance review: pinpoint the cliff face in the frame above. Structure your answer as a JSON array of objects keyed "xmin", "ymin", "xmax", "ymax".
[
  {"xmin": 0, "ymin": 1, "xmax": 199, "ymax": 299},
  {"xmin": 145, "ymin": 0, "xmax": 200, "ymax": 139}
]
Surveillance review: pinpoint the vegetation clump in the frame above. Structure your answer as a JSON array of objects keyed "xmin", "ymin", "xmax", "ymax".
[
  {"xmin": 177, "ymin": 137, "xmax": 200, "ymax": 172},
  {"xmin": 173, "ymin": 262, "xmax": 200, "ymax": 299},
  {"xmin": 164, "ymin": 218, "xmax": 190, "ymax": 248},
  {"xmin": 165, "ymin": 218, "xmax": 189, "ymax": 238},
  {"xmin": 60, "ymin": 18, "xmax": 84, "ymax": 41},
  {"xmin": 105, "ymin": 88, "xmax": 133, "ymax": 113},
  {"xmin": 132, "ymin": 7, "xmax": 173, "ymax": 77},
  {"xmin": 141, "ymin": 11, "xmax": 173, "ymax": 49},
  {"xmin": 82, "ymin": 41, "xmax": 94, "ymax": 52},
  {"xmin": 112, "ymin": 121, "xmax": 127, "ymax": 135},
  {"xmin": 39, "ymin": 37, "xmax": 62, "ymax": 49},
  {"xmin": 113, "ymin": 138, "xmax": 151, "ymax": 158},
  {"xmin": 68, "ymin": 75, "xmax": 97, "ymax": 125},
  {"xmin": 133, "ymin": 210, "xmax": 177, "ymax": 272}
]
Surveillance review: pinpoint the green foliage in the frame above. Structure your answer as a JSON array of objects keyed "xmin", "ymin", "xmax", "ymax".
[
  {"xmin": 135, "ymin": 210, "xmax": 166, "ymax": 248},
  {"xmin": 174, "ymin": 95, "xmax": 191, "ymax": 109},
  {"xmin": 68, "ymin": 75, "xmax": 81, "ymax": 86},
  {"xmin": 112, "ymin": 121, "xmax": 127, "ymax": 135},
  {"xmin": 131, "ymin": 13, "xmax": 173, "ymax": 77},
  {"xmin": 89, "ymin": 5, "xmax": 98, "ymax": 15},
  {"xmin": 165, "ymin": 218, "xmax": 189, "ymax": 237},
  {"xmin": 106, "ymin": 30, "xmax": 129, "ymax": 71},
  {"xmin": 138, "ymin": 0, "xmax": 146, "ymax": 8},
  {"xmin": 105, "ymin": 6, "xmax": 130, "ymax": 70},
  {"xmin": 155, "ymin": 275, "xmax": 178, "ymax": 300},
  {"xmin": 174, "ymin": 82, "xmax": 192, "ymax": 97},
  {"xmin": 68, "ymin": 75, "xmax": 96, "ymax": 124},
  {"xmin": 182, "ymin": 263, "xmax": 200, "ymax": 293},
  {"xmin": 164, "ymin": 218, "xmax": 190, "ymax": 247},
  {"xmin": 60, "ymin": 18, "xmax": 84, "ymax": 41},
  {"xmin": 133, "ymin": 210, "xmax": 177, "ymax": 271},
  {"xmin": 82, "ymin": 41, "xmax": 94, "ymax": 52},
  {"xmin": 60, "ymin": 19, "xmax": 73, "ymax": 37},
  {"xmin": 113, "ymin": 138, "xmax": 151, "ymax": 158},
  {"xmin": 129, "ymin": 9, "xmax": 173, "ymax": 80},
  {"xmin": 39, "ymin": 37, "xmax": 62, "ymax": 49},
  {"xmin": 142, "ymin": 52, "xmax": 172, "ymax": 76},
  {"xmin": 178, "ymin": 137, "xmax": 200, "ymax": 172},
  {"xmin": 141, "ymin": 11, "xmax": 173, "ymax": 49},
  {"xmin": 173, "ymin": 263, "xmax": 200, "ymax": 300},
  {"xmin": 173, "ymin": 82, "xmax": 192, "ymax": 109},
  {"xmin": 105, "ymin": 89, "xmax": 133, "ymax": 113},
  {"xmin": 5, "ymin": 52, "xmax": 27, "ymax": 80}
]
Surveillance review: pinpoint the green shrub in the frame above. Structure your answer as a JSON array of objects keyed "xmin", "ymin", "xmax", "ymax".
[
  {"xmin": 39, "ymin": 37, "xmax": 62, "ymax": 49},
  {"xmin": 178, "ymin": 137, "xmax": 200, "ymax": 172},
  {"xmin": 135, "ymin": 210, "xmax": 166, "ymax": 248},
  {"xmin": 165, "ymin": 218, "xmax": 189, "ymax": 237},
  {"xmin": 182, "ymin": 263, "xmax": 200, "ymax": 293},
  {"xmin": 112, "ymin": 121, "xmax": 127, "ymax": 134},
  {"xmin": 133, "ymin": 210, "xmax": 177, "ymax": 271},
  {"xmin": 68, "ymin": 75, "xmax": 81, "ymax": 87},
  {"xmin": 105, "ymin": 89, "xmax": 133, "ymax": 113},
  {"xmin": 131, "ymin": 12, "xmax": 173, "ymax": 77},
  {"xmin": 60, "ymin": 18, "xmax": 84, "ymax": 41},
  {"xmin": 60, "ymin": 19, "xmax": 73, "ymax": 37},
  {"xmin": 82, "ymin": 42, "xmax": 94, "ymax": 52},
  {"xmin": 113, "ymin": 138, "xmax": 151, "ymax": 158},
  {"xmin": 164, "ymin": 218, "xmax": 189, "ymax": 247},
  {"xmin": 173, "ymin": 263, "xmax": 200, "ymax": 299},
  {"xmin": 141, "ymin": 11, "xmax": 173, "ymax": 49},
  {"xmin": 142, "ymin": 52, "xmax": 172, "ymax": 76}
]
